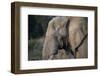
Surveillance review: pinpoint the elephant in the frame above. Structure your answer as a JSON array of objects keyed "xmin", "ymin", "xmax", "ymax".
[{"xmin": 42, "ymin": 16, "xmax": 88, "ymax": 60}]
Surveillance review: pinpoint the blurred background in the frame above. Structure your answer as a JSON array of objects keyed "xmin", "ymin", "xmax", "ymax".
[{"xmin": 28, "ymin": 15, "xmax": 54, "ymax": 60}]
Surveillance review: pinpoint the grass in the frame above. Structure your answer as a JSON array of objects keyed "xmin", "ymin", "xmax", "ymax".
[{"xmin": 28, "ymin": 38, "xmax": 44, "ymax": 60}]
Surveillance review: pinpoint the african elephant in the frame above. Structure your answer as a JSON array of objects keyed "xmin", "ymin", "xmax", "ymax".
[{"xmin": 42, "ymin": 16, "xmax": 88, "ymax": 60}]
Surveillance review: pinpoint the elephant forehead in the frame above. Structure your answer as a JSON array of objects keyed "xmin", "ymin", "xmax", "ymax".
[{"xmin": 53, "ymin": 16, "xmax": 69, "ymax": 26}]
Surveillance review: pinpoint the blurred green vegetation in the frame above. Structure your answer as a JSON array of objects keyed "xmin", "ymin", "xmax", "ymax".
[
  {"xmin": 28, "ymin": 15, "xmax": 54, "ymax": 60},
  {"xmin": 28, "ymin": 15, "xmax": 54, "ymax": 39}
]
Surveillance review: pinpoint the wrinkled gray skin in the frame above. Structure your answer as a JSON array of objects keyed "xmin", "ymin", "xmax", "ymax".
[
  {"xmin": 68, "ymin": 17, "xmax": 88, "ymax": 58},
  {"xmin": 42, "ymin": 16, "xmax": 88, "ymax": 60},
  {"xmin": 42, "ymin": 16, "xmax": 69, "ymax": 59}
]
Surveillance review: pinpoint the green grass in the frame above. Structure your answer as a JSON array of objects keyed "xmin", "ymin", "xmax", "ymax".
[{"xmin": 28, "ymin": 38, "xmax": 44, "ymax": 60}]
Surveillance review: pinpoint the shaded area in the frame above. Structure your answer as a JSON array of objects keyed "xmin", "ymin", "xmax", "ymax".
[{"xmin": 28, "ymin": 15, "xmax": 54, "ymax": 60}]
